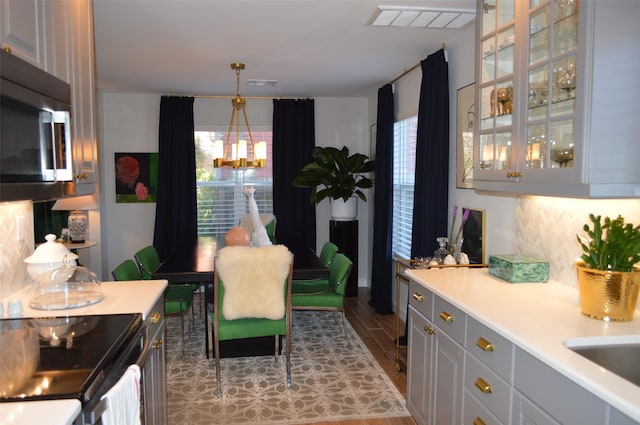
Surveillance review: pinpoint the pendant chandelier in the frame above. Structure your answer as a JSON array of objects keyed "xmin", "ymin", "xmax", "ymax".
[{"xmin": 212, "ymin": 63, "xmax": 267, "ymax": 168}]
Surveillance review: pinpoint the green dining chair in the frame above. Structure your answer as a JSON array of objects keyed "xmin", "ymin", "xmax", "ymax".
[
  {"xmin": 210, "ymin": 245, "xmax": 293, "ymax": 397},
  {"xmin": 292, "ymin": 253, "xmax": 353, "ymax": 342},
  {"xmin": 318, "ymin": 241, "xmax": 339, "ymax": 266},
  {"xmin": 135, "ymin": 245, "xmax": 194, "ymax": 351},
  {"xmin": 111, "ymin": 259, "xmax": 142, "ymax": 281}
]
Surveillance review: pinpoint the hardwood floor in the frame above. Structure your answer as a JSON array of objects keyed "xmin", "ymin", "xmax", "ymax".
[{"xmin": 298, "ymin": 287, "xmax": 415, "ymax": 425}]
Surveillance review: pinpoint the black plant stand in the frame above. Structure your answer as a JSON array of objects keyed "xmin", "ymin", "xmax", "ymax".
[{"xmin": 330, "ymin": 219, "xmax": 358, "ymax": 297}]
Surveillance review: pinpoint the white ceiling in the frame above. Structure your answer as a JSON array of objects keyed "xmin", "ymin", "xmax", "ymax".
[{"xmin": 93, "ymin": 0, "xmax": 476, "ymax": 98}]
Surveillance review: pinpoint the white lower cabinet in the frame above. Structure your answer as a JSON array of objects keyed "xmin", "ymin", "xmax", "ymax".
[{"xmin": 407, "ymin": 281, "xmax": 464, "ymax": 425}]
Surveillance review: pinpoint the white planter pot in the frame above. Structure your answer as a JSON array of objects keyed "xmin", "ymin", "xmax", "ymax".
[{"xmin": 330, "ymin": 197, "xmax": 358, "ymax": 221}]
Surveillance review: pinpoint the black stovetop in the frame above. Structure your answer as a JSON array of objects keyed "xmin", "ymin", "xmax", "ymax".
[{"xmin": 0, "ymin": 313, "xmax": 142, "ymax": 403}]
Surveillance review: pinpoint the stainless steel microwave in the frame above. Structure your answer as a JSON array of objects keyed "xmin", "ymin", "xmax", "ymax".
[{"xmin": 0, "ymin": 49, "xmax": 75, "ymax": 202}]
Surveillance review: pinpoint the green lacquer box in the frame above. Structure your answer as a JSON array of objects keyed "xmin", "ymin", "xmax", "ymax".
[{"xmin": 488, "ymin": 255, "xmax": 549, "ymax": 283}]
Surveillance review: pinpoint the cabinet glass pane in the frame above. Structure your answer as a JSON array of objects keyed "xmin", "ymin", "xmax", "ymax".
[
  {"xmin": 550, "ymin": 119, "xmax": 574, "ymax": 168},
  {"xmin": 479, "ymin": 132, "xmax": 513, "ymax": 171},
  {"xmin": 496, "ymin": 26, "xmax": 514, "ymax": 78},
  {"xmin": 482, "ymin": 38, "xmax": 496, "ymax": 83},
  {"xmin": 528, "ymin": 65, "xmax": 549, "ymax": 121},
  {"xmin": 497, "ymin": 0, "xmax": 515, "ymax": 26},
  {"xmin": 482, "ymin": 1, "xmax": 497, "ymax": 37},
  {"xmin": 480, "ymin": 86, "xmax": 495, "ymax": 130},
  {"xmin": 529, "ymin": 5, "xmax": 550, "ymax": 63},
  {"xmin": 479, "ymin": 133, "xmax": 495, "ymax": 170},
  {"xmin": 553, "ymin": 13, "xmax": 578, "ymax": 55},
  {"xmin": 554, "ymin": 0, "xmax": 577, "ymax": 21},
  {"xmin": 551, "ymin": 55, "xmax": 576, "ymax": 115},
  {"xmin": 526, "ymin": 124, "xmax": 547, "ymax": 169},
  {"xmin": 494, "ymin": 82, "xmax": 514, "ymax": 127}
]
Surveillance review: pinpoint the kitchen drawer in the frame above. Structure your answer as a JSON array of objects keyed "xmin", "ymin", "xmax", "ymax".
[
  {"xmin": 145, "ymin": 297, "xmax": 165, "ymax": 336},
  {"xmin": 433, "ymin": 295, "xmax": 466, "ymax": 345},
  {"xmin": 463, "ymin": 389, "xmax": 504, "ymax": 425},
  {"xmin": 465, "ymin": 352, "xmax": 512, "ymax": 424},
  {"xmin": 408, "ymin": 280, "xmax": 433, "ymax": 321},
  {"xmin": 466, "ymin": 317, "xmax": 514, "ymax": 383},
  {"xmin": 514, "ymin": 347, "xmax": 607, "ymax": 425}
]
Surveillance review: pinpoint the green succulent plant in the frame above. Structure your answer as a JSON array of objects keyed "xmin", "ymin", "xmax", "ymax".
[
  {"xmin": 292, "ymin": 146, "xmax": 375, "ymax": 204},
  {"xmin": 576, "ymin": 214, "xmax": 640, "ymax": 272}
]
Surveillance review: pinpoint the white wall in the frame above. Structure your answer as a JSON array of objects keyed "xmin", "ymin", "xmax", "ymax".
[{"xmin": 98, "ymin": 93, "xmax": 370, "ymax": 282}]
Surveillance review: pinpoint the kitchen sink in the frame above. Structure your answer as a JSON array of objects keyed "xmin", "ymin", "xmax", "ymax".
[{"xmin": 564, "ymin": 335, "xmax": 640, "ymax": 387}]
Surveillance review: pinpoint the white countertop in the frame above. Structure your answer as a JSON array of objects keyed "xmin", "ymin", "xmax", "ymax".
[
  {"xmin": 0, "ymin": 279, "xmax": 167, "ymax": 425},
  {"xmin": 406, "ymin": 267, "xmax": 640, "ymax": 422},
  {"xmin": 0, "ymin": 400, "xmax": 81, "ymax": 425},
  {"xmin": 1, "ymin": 279, "xmax": 167, "ymax": 320}
]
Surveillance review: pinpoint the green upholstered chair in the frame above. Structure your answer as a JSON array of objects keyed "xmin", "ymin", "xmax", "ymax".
[
  {"xmin": 292, "ymin": 253, "xmax": 353, "ymax": 340},
  {"xmin": 111, "ymin": 259, "xmax": 142, "ymax": 281},
  {"xmin": 318, "ymin": 241, "xmax": 339, "ymax": 266},
  {"xmin": 209, "ymin": 245, "xmax": 293, "ymax": 397},
  {"xmin": 135, "ymin": 245, "xmax": 194, "ymax": 351}
]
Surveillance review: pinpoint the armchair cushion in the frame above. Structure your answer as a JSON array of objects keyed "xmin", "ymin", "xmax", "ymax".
[{"xmin": 217, "ymin": 245, "xmax": 292, "ymax": 320}]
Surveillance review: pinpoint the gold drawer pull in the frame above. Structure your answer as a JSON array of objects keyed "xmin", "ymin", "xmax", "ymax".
[
  {"xmin": 153, "ymin": 339, "xmax": 163, "ymax": 349},
  {"xmin": 412, "ymin": 293, "xmax": 424, "ymax": 302},
  {"xmin": 423, "ymin": 325, "xmax": 436, "ymax": 335},
  {"xmin": 150, "ymin": 312, "xmax": 161, "ymax": 324},
  {"xmin": 439, "ymin": 311, "xmax": 453, "ymax": 322},
  {"xmin": 476, "ymin": 337, "xmax": 494, "ymax": 352},
  {"xmin": 474, "ymin": 377, "xmax": 493, "ymax": 394},
  {"xmin": 473, "ymin": 417, "xmax": 487, "ymax": 425}
]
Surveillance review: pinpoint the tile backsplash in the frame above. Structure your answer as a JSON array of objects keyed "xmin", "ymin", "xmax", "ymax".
[
  {"xmin": 0, "ymin": 201, "xmax": 34, "ymax": 299},
  {"xmin": 515, "ymin": 196, "xmax": 640, "ymax": 288}
]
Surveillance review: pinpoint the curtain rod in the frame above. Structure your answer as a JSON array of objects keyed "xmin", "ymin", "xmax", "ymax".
[
  {"xmin": 164, "ymin": 93, "xmax": 310, "ymax": 100},
  {"xmin": 390, "ymin": 42, "xmax": 446, "ymax": 84}
]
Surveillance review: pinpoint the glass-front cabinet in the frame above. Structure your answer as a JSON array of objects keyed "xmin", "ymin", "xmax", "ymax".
[{"xmin": 474, "ymin": 0, "xmax": 640, "ymax": 198}]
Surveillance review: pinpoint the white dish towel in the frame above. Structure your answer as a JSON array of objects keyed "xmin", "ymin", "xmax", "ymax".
[{"xmin": 100, "ymin": 364, "xmax": 142, "ymax": 425}]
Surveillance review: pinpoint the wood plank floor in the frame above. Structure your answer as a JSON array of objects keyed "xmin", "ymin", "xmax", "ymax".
[{"xmin": 298, "ymin": 287, "xmax": 415, "ymax": 425}]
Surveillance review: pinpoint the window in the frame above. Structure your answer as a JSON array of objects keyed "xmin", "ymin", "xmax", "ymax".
[
  {"xmin": 391, "ymin": 116, "xmax": 417, "ymax": 259},
  {"xmin": 195, "ymin": 130, "xmax": 273, "ymax": 237}
]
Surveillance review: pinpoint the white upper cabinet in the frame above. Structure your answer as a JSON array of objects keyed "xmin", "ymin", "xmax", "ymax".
[
  {"xmin": 0, "ymin": 0, "xmax": 97, "ymax": 195},
  {"xmin": 474, "ymin": 0, "xmax": 640, "ymax": 198}
]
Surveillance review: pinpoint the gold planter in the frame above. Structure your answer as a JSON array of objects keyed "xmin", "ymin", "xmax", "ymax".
[{"xmin": 575, "ymin": 262, "xmax": 640, "ymax": 321}]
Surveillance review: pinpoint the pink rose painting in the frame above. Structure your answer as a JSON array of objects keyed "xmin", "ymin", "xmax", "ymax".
[{"xmin": 115, "ymin": 152, "xmax": 158, "ymax": 203}]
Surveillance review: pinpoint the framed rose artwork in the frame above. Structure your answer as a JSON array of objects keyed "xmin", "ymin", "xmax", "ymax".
[{"xmin": 114, "ymin": 152, "xmax": 158, "ymax": 203}]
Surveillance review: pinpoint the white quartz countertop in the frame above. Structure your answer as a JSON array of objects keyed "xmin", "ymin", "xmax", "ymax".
[
  {"xmin": 405, "ymin": 267, "xmax": 640, "ymax": 422},
  {"xmin": 0, "ymin": 280, "xmax": 167, "ymax": 425},
  {"xmin": 1, "ymin": 279, "xmax": 167, "ymax": 320}
]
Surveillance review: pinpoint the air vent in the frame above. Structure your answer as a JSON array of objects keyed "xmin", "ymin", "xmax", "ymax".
[
  {"xmin": 247, "ymin": 79, "xmax": 277, "ymax": 87},
  {"xmin": 370, "ymin": 5, "xmax": 475, "ymax": 29}
]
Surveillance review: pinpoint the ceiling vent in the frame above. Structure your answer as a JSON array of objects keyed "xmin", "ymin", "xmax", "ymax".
[
  {"xmin": 247, "ymin": 79, "xmax": 277, "ymax": 87},
  {"xmin": 370, "ymin": 5, "xmax": 475, "ymax": 29}
]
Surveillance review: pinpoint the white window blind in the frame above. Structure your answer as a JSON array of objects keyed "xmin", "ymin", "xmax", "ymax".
[
  {"xmin": 194, "ymin": 130, "xmax": 273, "ymax": 237},
  {"xmin": 392, "ymin": 116, "xmax": 417, "ymax": 259}
]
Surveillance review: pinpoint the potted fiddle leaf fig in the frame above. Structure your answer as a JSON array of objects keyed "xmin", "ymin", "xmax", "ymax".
[
  {"xmin": 292, "ymin": 146, "xmax": 375, "ymax": 220},
  {"xmin": 575, "ymin": 214, "xmax": 640, "ymax": 321}
]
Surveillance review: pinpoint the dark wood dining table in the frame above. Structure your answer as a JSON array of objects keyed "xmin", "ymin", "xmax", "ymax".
[{"xmin": 152, "ymin": 236, "xmax": 329, "ymax": 357}]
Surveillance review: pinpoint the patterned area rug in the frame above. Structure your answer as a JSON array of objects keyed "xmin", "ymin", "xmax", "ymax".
[{"xmin": 165, "ymin": 307, "xmax": 409, "ymax": 424}]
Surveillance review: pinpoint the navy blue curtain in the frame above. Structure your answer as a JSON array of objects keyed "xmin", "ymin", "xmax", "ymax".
[
  {"xmin": 153, "ymin": 96, "xmax": 197, "ymax": 260},
  {"xmin": 410, "ymin": 49, "xmax": 450, "ymax": 259},
  {"xmin": 272, "ymin": 99, "xmax": 316, "ymax": 250},
  {"xmin": 369, "ymin": 84, "xmax": 394, "ymax": 314}
]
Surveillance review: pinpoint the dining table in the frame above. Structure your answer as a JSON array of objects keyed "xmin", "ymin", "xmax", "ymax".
[{"xmin": 152, "ymin": 236, "xmax": 330, "ymax": 357}]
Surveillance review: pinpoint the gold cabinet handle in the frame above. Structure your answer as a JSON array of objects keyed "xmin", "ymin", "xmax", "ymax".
[
  {"xmin": 412, "ymin": 293, "xmax": 424, "ymax": 302},
  {"xmin": 423, "ymin": 325, "xmax": 436, "ymax": 335},
  {"xmin": 439, "ymin": 311, "xmax": 454, "ymax": 323},
  {"xmin": 476, "ymin": 337, "xmax": 494, "ymax": 352},
  {"xmin": 153, "ymin": 339, "xmax": 163, "ymax": 349},
  {"xmin": 473, "ymin": 417, "xmax": 487, "ymax": 425},
  {"xmin": 474, "ymin": 377, "xmax": 493, "ymax": 394},
  {"xmin": 150, "ymin": 312, "xmax": 161, "ymax": 324}
]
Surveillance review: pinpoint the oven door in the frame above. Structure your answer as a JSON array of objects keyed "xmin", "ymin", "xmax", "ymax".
[{"xmin": 83, "ymin": 324, "xmax": 149, "ymax": 425}]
